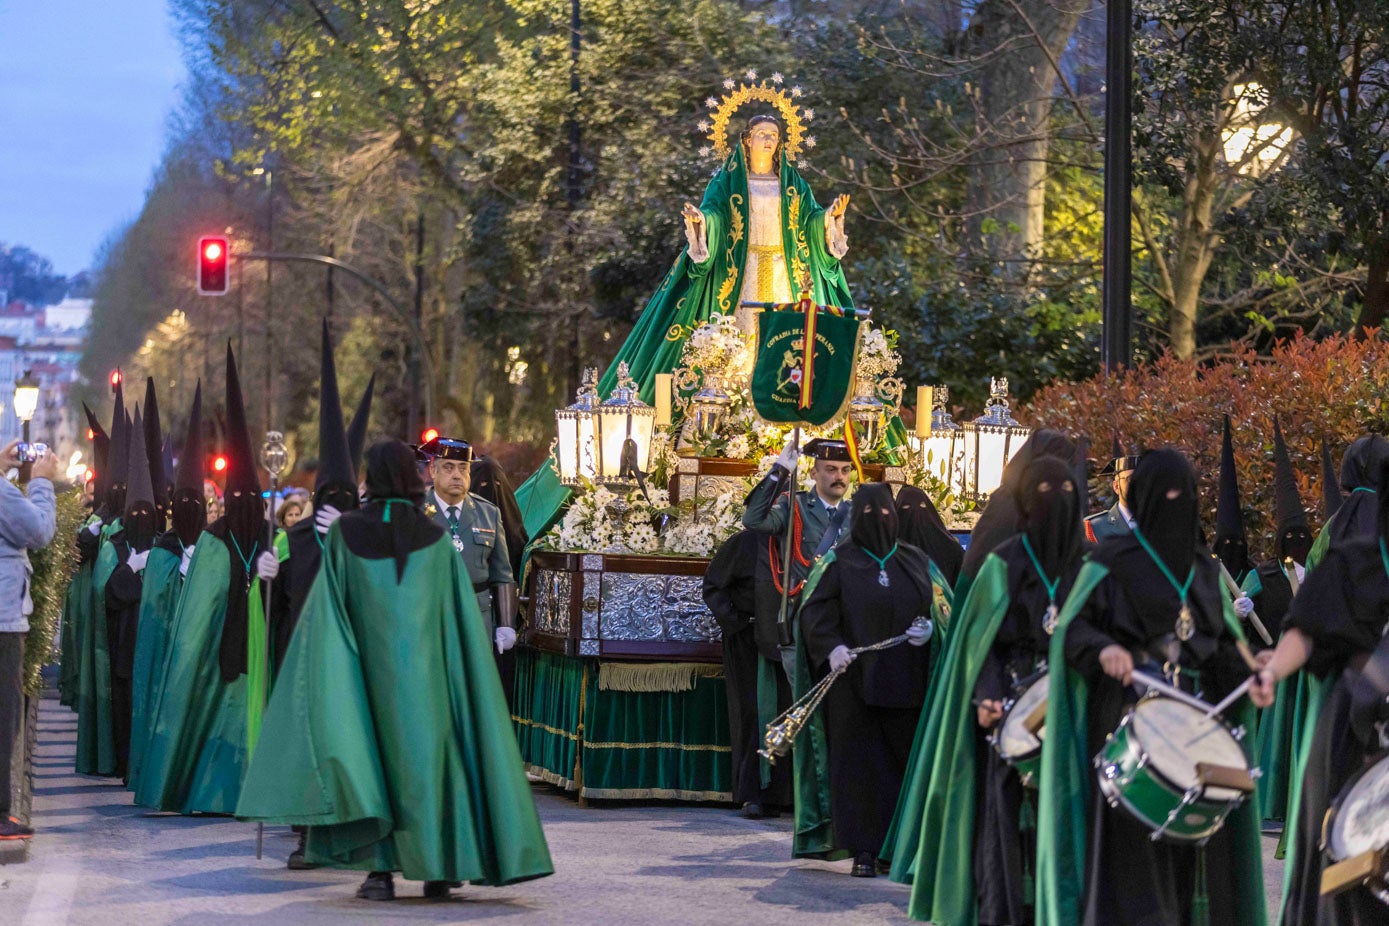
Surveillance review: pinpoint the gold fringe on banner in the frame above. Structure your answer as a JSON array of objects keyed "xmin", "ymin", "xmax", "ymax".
[{"xmin": 597, "ymin": 662, "xmax": 724, "ymax": 693}]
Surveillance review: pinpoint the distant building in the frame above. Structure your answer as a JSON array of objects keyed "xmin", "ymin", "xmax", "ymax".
[{"xmin": 0, "ymin": 297, "xmax": 89, "ymax": 472}]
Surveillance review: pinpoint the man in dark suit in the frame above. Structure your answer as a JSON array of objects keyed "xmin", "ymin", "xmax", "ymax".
[{"xmin": 1084, "ymin": 447, "xmax": 1136, "ymax": 544}]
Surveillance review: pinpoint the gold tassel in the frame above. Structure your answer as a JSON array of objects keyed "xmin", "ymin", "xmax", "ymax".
[{"xmin": 597, "ymin": 662, "xmax": 724, "ymax": 693}]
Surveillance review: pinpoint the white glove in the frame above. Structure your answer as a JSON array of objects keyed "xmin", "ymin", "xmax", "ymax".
[
  {"xmin": 256, "ymin": 550, "xmax": 280, "ymax": 580},
  {"xmin": 315, "ymin": 504, "xmax": 342, "ymax": 534},
  {"xmin": 126, "ymin": 549, "xmax": 149, "ymax": 573},
  {"xmin": 828, "ymin": 644, "xmax": 855, "ymax": 673},
  {"xmin": 495, "ymin": 626, "xmax": 517, "ymax": 654},
  {"xmin": 87, "ymin": 522, "xmax": 101, "ymax": 536},
  {"xmin": 179, "ymin": 546, "xmax": 194, "ymax": 576},
  {"xmin": 775, "ymin": 437, "xmax": 801, "ymax": 472},
  {"xmin": 906, "ymin": 620, "xmax": 933, "ymax": 647},
  {"xmin": 1233, "ymin": 596, "xmax": 1254, "ymax": 618}
]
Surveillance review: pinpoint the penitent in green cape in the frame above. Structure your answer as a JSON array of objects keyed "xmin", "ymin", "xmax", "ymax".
[
  {"xmin": 786, "ymin": 548, "xmax": 950, "ymax": 860},
  {"xmin": 236, "ymin": 524, "xmax": 553, "ymax": 885},
  {"xmin": 125, "ymin": 544, "xmax": 183, "ymax": 795},
  {"xmin": 884, "ymin": 551, "xmax": 1010, "ymax": 923},
  {"xmin": 1034, "ymin": 560, "xmax": 1266, "ymax": 926},
  {"xmin": 136, "ymin": 532, "xmax": 256, "ymax": 813},
  {"xmin": 513, "ymin": 143, "xmax": 853, "ymax": 540},
  {"xmin": 74, "ymin": 519, "xmax": 121, "ymax": 776}
]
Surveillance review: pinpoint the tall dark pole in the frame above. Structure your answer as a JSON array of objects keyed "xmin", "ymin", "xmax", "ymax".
[
  {"xmin": 264, "ymin": 170, "xmax": 275, "ymax": 435},
  {"xmin": 566, "ymin": 0, "xmax": 582, "ymax": 399},
  {"xmin": 410, "ymin": 212, "xmax": 425, "ymax": 441},
  {"xmin": 326, "ymin": 242, "xmax": 335, "ymax": 321},
  {"xmin": 1102, "ymin": 0, "xmax": 1133, "ymax": 374}
]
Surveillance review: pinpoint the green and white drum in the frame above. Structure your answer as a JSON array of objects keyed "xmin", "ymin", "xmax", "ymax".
[
  {"xmin": 992, "ymin": 671, "xmax": 1049, "ymax": 788},
  {"xmin": 1320, "ymin": 752, "xmax": 1389, "ymax": 904},
  {"xmin": 1095, "ymin": 694, "xmax": 1254, "ymax": 844}
]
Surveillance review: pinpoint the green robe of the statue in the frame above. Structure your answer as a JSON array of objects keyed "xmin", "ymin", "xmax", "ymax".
[
  {"xmin": 75, "ymin": 520, "xmax": 120, "ymax": 776},
  {"xmin": 514, "ymin": 144, "xmax": 853, "ymax": 539},
  {"xmin": 1035, "ymin": 561, "xmax": 1266, "ymax": 926},
  {"xmin": 236, "ymin": 525, "xmax": 554, "ymax": 885},
  {"xmin": 787, "ymin": 548, "xmax": 949, "ymax": 860},
  {"xmin": 885, "ymin": 551, "xmax": 1011, "ymax": 923},
  {"xmin": 125, "ymin": 542, "xmax": 183, "ymax": 795},
  {"xmin": 136, "ymin": 531, "xmax": 255, "ymax": 813}
]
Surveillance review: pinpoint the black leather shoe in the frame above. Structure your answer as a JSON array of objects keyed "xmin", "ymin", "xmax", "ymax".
[
  {"xmin": 423, "ymin": 880, "xmax": 462, "ymax": 899},
  {"xmin": 738, "ymin": 802, "xmax": 765, "ymax": 819},
  {"xmin": 355, "ymin": 872, "xmax": 395, "ymax": 901},
  {"xmin": 851, "ymin": 851, "xmax": 876, "ymax": 878},
  {"xmin": 286, "ymin": 831, "xmax": 317, "ymax": 870}
]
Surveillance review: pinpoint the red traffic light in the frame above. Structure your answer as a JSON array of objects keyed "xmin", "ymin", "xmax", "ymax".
[
  {"xmin": 198, "ymin": 236, "xmax": 229, "ymax": 295},
  {"xmin": 420, "ymin": 427, "xmax": 440, "ymax": 444},
  {"xmin": 212, "ymin": 454, "xmax": 228, "ymax": 473}
]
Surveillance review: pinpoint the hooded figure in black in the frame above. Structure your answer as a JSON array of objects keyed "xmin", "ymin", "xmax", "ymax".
[
  {"xmin": 1242, "ymin": 417, "xmax": 1310, "ymax": 629},
  {"xmin": 342, "ymin": 440, "xmax": 442, "ymax": 575},
  {"xmin": 104, "ymin": 405, "xmax": 159, "ymax": 778},
  {"xmin": 265, "ymin": 322, "xmax": 370, "ymax": 682},
  {"xmin": 78, "ymin": 403, "xmax": 110, "ymax": 563},
  {"xmin": 1252, "ymin": 455, "xmax": 1389, "ymax": 925},
  {"xmin": 960, "ymin": 454, "xmax": 1086, "ymax": 926},
  {"xmin": 1059, "ymin": 449, "xmax": 1256, "ymax": 925},
  {"xmin": 104, "ymin": 381, "xmax": 129, "ymax": 518},
  {"xmin": 800, "ymin": 483, "xmax": 935, "ymax": 876},
  {"xmin": 165, "ymin": 381, "xmax": 207, "ymax": 564},
  {"xmin": 1212, "ymin": 415, "xmax": 1253, "ymax": 583},
  {"xmin": 895, "ymin": 485, "xmax": 963, "ymax": 588},
  {"xmin": 959, "ymin": 429, "xmax": 1078, "ymax": 588},
  {"xmin": 143, "ymin": 376, "xmax": 169, "ymax": 527},
  {"xmin": 1311, "ymin": 434, "xmax": 1389, "ymax": 560}
]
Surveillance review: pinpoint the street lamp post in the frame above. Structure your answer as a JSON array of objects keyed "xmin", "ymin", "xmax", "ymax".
[
  {"xmin": 1102, "ymin": 0, "xmax": 1134, "ymax": 375},
  {"xmin": 13, "ymin": 370, "xmax": 39, "ymax": 481}
]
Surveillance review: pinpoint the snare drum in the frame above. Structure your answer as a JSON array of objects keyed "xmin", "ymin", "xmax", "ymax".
[
  {"xmin": 991, "ymin": 671, "xmax": 1050, "ymax": 788},
  {"xmin": 1320, "ymin": 753, "xmax": 1389, "ymax": 904},
  {"xmin": 1095, "ymin": 694, "xmax": 1255, "ymax": 844}
]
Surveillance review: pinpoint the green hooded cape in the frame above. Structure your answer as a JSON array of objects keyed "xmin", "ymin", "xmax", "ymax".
[
  {"xmin": 1035, "ymin": 560, "xmax": 1266, "ymax": 926},
  {"xmin": 58, "ymin": 557, "xmax": 93, "ymax": 709},
  {"xmin": 126, "ymin": 544, "xmax": 183, "ymax": 794},
  {"xmin": 514, "ymin": 144, "xmax": 852, "ymax": 540},
  {"xmin": 75, "ymin": 520, "xmax": 121, "ymax": 775},
  {"xmin": 786, "ymin": 547, "xmax": 950, "ymax": 860},
  {"xmin": 135, "ymin": 531, "xmax": 254, "ymax": 813},
  {"xmin": 236, "ymin": 525, "xmax": 554, "ymax": 886},
  {"xmin": 883, "ymin": 551, "xmax": 1012, "ymax": 923}
]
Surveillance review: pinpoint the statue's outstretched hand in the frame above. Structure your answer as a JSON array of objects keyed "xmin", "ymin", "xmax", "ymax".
[
  {"xmin": 829, "ymin": 193, "xmax": 850, "ymax": 219},
  {"xmin": 681, "ymin": 202, "xmax": 703, "ymax": 227}
]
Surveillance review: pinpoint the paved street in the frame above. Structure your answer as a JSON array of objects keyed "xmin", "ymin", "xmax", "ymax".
[{"xmin": 4, "ymin": 699, "xmax": 1287, "ymax": 925}]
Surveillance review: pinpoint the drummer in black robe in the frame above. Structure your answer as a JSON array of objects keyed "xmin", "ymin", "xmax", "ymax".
[
  {"xmin": 703, "ymin": 529, "xmax": 791, "ymax": 818},
  {"xmin": 894, "ymin": 485, "xmax": 963, "ymax": 588},
  {"xmin": 799, "ymin": 483, "xmax": 934, "ymax": 877},
  {"xmin": 972, "ymin": 456, "xmax": 1085, "ymax": 925},
  {"xmin": 1252, "ymin": 456, "xmax": 1389, "ymax": 926},
  {"xmin": 1047, "ymin": 449, "xmax": 1263, "ymax": 925}
]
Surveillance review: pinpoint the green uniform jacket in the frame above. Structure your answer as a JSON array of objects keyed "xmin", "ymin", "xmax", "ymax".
[
  {"xmin": 236, "ymin": 524, "xmax": 553, "ymax": 886},
  {"xmin": 75, "ymin": 519, "xmax": 120, "ymax": 776},
  {"xmin": 1035, "ymin": 560, "xmax": 1266, "ymax": 926},
  {"xmin": 136, "ymin": 532, "xmax": 256, "ymax": 814},
  {"xmin": 1083, "ymin": 502, "xmax": 1132, "ymax": 544},
  {"xmin": 426, "ymin": 492, "xmax": 513, "ymax": 635},
  {"xmin": 126, "ymin": 542, "xmax": 183, "ymax": 794}
]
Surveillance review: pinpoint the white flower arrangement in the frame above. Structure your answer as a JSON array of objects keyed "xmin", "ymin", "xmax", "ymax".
[
  {"xmin": 856, "ymin": 324, "xmax": 902, "ymax": 380},
  {"xmin": 542, "ymin": 485, "xmax": 671, "ymax": 555},
  {"xmin": 678, "ymin": 312, "xmax": 751, "ymax": 384},
  {"xmin": 662, "ymin": 490, "xmax": 746, "ymax": 557}
]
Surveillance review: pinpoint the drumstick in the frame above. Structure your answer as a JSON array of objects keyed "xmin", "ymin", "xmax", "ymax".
[
  {"xmin": 1216, "ymin": 559, "xmax": 1273, "ymax": 646},
  {"xmin": 1131, "ymin": 670, "xmax": 1215, "ymax": 714},
  {"xmin": 1202, "ymin": 677, "xmax": 1253, "ymax": 720}
]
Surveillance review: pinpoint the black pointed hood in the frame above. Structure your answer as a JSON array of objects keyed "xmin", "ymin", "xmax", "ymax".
[
  {"xmin": 315, "ymin": 321, "xmax": 358, "ymax": 512},
  {"xmin": 124, "ymin": 404, "xmax": 158, "ymax": 550},
  {"xmin": 217, "ymin": 343, "xmax": 267, "ymax": 683},
  {"xmin": 106, "ymin": 380, "xmax": 129, "ymax": 511},
  {"xmin": 222, "ymin": 342, "xmax": 259, "ymax": 498},
  {"xmin": 171, "ymin": 381, "xmax": 207, "ymax": 548},
  {"xmin": 1214, "ymin": 416, "xmax": 1249, "ymax": 577},
  {"xmin": 346, "ymin": 373, "xmax": 375, "ymax": 478},
  {"xmin": 143, "ymin": 376, "xmax": 168, "ymax": 511},
  {"xmin": 83, "ymin": 403, "xmax": 109, "ymax": 505},
  {"xmin": 1322, "ymin": 438, "xmax": 1344, "ymax": 521},
  {"xmin": 1272, "ymin": 417, "xmax": 1311, "ymax": 563}
]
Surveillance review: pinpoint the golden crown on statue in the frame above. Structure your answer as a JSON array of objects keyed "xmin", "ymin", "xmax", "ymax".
[{"xmin": 697, "ymin": 69, "xmax": 814, "ymax": 164}]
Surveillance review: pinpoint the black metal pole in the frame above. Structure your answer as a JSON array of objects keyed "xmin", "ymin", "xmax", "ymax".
[
  {"xmin": 1102, "ymin": 0, "xmax": 1133, "ymax": 374},
  {"xmin": 411, "ymin": 212, "xmax": 425, "ymax": 440},
  {"xmin": 326, "ymin": 242, "xmax": 335, "ymax": 321},
  {"xmin": 566, "ymin": 0, "xmax": 583, "ymax": 400}
]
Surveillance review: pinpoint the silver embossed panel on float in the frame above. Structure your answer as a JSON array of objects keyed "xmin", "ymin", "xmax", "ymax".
[
  {"xmin": 531, "ymin": 569, "xmax": 573, "ymax": 636},
  {"xmin": 598, "ymin": 572, "xmax": 720, "ymax": 643}
]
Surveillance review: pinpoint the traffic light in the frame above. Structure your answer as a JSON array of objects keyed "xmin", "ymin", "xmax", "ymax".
[
  {"xmin": 420, "ymin": 427, "xmax": 440, "ymax": 444},
  {"xmin": 198, "ymin": 236, "xmax": 229, "ymax": 295}
]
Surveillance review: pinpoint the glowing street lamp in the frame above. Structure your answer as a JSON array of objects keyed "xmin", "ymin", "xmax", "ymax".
[{"xmin": 1222, "ymin": 83, "xmax": 1294, "ymax": 178}]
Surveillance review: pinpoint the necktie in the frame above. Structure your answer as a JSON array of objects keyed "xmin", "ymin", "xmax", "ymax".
[
  {"xmin": 447, "ymin": 506, "xmax": 460, "ymax": 533},
  {"xmin": 813, "ymin": 504, "xmax": 846, "ymax": 558}
]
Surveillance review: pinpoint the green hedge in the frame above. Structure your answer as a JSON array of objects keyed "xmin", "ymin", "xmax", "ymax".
[{"xmin": 24, "ymin": 487, "xmax": 83, "ymax": 696}]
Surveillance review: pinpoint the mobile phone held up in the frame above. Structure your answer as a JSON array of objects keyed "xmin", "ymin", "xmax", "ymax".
[{"xmin": 17, "ymin": 442, "xmax": 48, "ymax": 463}]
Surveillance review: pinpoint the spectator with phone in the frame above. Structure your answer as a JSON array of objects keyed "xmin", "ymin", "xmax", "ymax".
[{"xmin": 0, "ymin": 438, "xmax": 57, "ymax": 840}]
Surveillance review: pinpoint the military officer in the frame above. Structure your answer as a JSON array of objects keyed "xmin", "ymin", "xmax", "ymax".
[
  {"xmin": 1084, "ymin": 443, "xmax": 1137, "ymax": 544},
  {"xmin": 419, "ymin": 436, "xmax": 518, "ymax": 653}
]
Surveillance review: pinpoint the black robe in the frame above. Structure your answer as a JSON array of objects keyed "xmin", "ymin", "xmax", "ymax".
[
  {"xmin": 972, "ymin": 536, "xmax": 1083, "ymax": 926},
  {"xmin": 800, "ymin": 544, "xmax": 933, "ymax": 857},
  {"xmin": 103, "ymin": 533, "xmax": 142, "ymax": 779},
  {"xmin": 1063, "ymin": 546, "xmax": 1251, "ymax": 926},
  {"xmin": 1281, "ymin": 540, "xmax": 1389, "ymax": 926},
  {"xmin": 268, "ymin": 519, "xmax": 324, "ymax": 676},
  {"xmin": 702, "ymin": 531, "xmax": 791, "ymax": 809}
]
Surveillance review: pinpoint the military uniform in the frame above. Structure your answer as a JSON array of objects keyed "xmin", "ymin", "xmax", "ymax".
[{"xmin": 1084, "ymin": 449, "xmax": 1137, "ymax": 545}]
